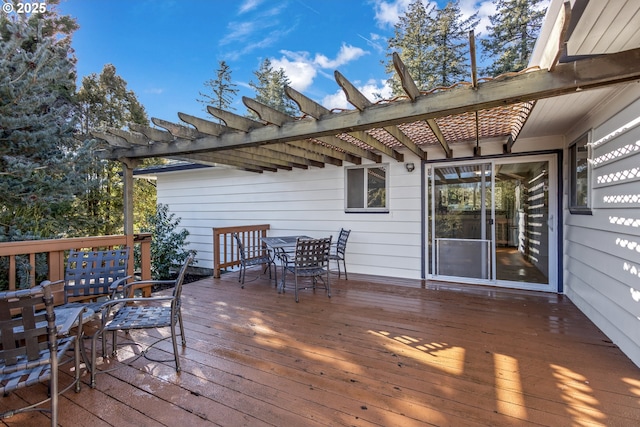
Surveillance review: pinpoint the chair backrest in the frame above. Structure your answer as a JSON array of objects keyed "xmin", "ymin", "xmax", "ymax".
[
  {"xmin": 64, "ymin": 248, "xmax": 129, "ymax": 302},
  {"xmin": 0, "ymin": 282, "xmax": 54, "ymax": 369},
  {"xmin": 233, "ymin": 233, "xmax": 247, "ymax": 262},
  {"xmin": 172, "ymin": 253, "xmax": 195, "ymax": 311},
  {"xmin": 294, "ymin": 237, "xmax": 332, "ymax": 270},
  {"xmin": 335, "ymin": 229, "xmax": 351, "ymax": 255}
]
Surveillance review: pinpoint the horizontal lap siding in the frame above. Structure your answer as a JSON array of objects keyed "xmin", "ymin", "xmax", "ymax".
[
  {"xmin": 156, "ymin": 161, "xmax": 423, "ymax": 279},
  {"xmin": 564, "ymin": 95, "xmax": 640, "ymax": 368}
]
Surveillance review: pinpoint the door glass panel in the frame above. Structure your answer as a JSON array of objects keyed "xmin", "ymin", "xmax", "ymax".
[
  {"xmin": 433, "ymin": 163, "xmax": 492, "ymax": 279},
  {"xmin": 494, "ymin": 161, "xmax": 549, "ymax": 284}
]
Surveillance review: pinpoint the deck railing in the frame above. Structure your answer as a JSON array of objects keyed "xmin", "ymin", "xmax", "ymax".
[
  {"xmin": 212, "ymin": 224, "xmax": 270, "ymax": 278},
  {"xmin": 0, "ymin": 234, "xmax": 152, "ymax": 303}
]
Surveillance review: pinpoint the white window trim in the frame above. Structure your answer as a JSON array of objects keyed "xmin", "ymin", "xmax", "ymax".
[
  {"xmin": 568, "ymin": 131, "xmax": 592, "ymax": 214},
  {"xmin": 344, "ymin": 163, "xmax": 390, "ymax": 213}
]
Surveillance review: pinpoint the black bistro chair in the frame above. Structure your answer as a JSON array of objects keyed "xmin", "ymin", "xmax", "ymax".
[
  {"xmin": 283, "ymin": 236, "xmax": 332, "ymax": 303},
  {"xmin": 329, "ymin": 228, "xmax": 351, "ymax": 279},
  {"xmin": 233, "ymin": 233, "xmax": 276, "ymax": 288}
]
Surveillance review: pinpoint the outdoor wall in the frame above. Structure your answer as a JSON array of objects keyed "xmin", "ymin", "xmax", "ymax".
[
  {"xmin": 154, "ymin": 158, "xmax": 423, "ymax": 279},
  {"xmin": 563, "ymin": 94, "xmax": 640, "ymax": 368}
]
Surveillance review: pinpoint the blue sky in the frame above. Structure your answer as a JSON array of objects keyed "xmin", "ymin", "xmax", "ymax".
[{"xmin": 54, "ymin": 0, "xmax": 548, "ymax": 124}]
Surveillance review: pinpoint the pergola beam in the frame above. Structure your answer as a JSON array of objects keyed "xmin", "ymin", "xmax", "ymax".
[
  {"xmin": 394, "ymin": 52, "xmax": 449, "ymax": 158},
  {"xmin": 178, "ymin": 112, "xmax": 230, "ymax": 136},
  {"xmin": 102, "ymin": 47, "xmax": 640, "ymax": 161},
  {"xmin": 107, "ymin": 128, "xmax": 149, "ymax": 146},
  {"xmin": 335, "ymin": 70, "xmax": 425, "ymax": 160},
  {"xmin": 129, "ymin": 124, "xmax": 174, "ymax": 142},
  {"xmin": 317, "ymin": 135, "xmax": 380, "ymax": 163},
  {"xmin": 152, "ymin": 118, "xmax": 203, "ymax": 139},
  {"xmin": 207, "ymin": 106, "xmax": 263, "ymax": 132}
]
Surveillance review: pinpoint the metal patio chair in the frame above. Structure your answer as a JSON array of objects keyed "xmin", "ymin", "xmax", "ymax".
[
  {"xmin": 62, "ymin": 248, "xmax": 132, "ymax": 308},
  {"xmin": 90, "ymin": 253, "xmax": 194, "ymax": 388},
  {"xmin": 0, "ymin": 282, "xmax": 83, "ymax": 426},
  {"xmin": 59, "ymin": 248, "xmax": 131, "ymax": 359},
  {"xmin": 283, "ymin": 236, "xmax": 332, "ymax": 303},
  {"xmin": 328, "ymin": 228, "xmax": 351, "ymax": 280},
  {"xmin": 233, "ymin": 233, "xmax": 276, "ymax": 288}
]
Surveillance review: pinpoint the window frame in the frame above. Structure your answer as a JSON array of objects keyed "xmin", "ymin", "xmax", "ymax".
[
  {"xmin": 344, "ymin": 163, "xmax": 390, "ymax": 213},
  {"xmin": 568, "ymin": 132, "xmax": 592, "ymax": 215}
]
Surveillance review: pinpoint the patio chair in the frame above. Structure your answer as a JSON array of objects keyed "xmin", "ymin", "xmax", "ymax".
[
  {"xmin": 0, "ymin": 282, "xmax": 83, "ymax": 426},
  {"xmin": 60, "ymin": 248, "xmax": 131, "ymax": 359},
  {"xmin": 328, "ymin": 228, "xmax": 351, "ymax": 280},
  {"xmin": 62, "ymin": 248, "xmax": 132, "ymax": 308},
  {"xmin": 233, "ymin": 233, "xmax": 276, "ymax": 288},
  {"xmin": 90, "ymin": 253, "xmax": 194, "ymax": 388},
  {"xmin": 283, "ymin": 237, "xmax": 332, "ymax": 303}
]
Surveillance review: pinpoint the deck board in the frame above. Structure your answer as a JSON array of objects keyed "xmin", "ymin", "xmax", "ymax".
[{"xmin": 2, "ymin": 271, "xmax": 639, "ymax": 426}]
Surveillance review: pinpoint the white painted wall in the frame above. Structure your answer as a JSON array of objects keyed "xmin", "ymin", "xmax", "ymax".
[
  {"xmin": 563, "ymin": 93, "xmax": 640, "ymax": 368},
  {"xmin": 155, "ymin": 159, "xmax": 424, "ymax": 279}
]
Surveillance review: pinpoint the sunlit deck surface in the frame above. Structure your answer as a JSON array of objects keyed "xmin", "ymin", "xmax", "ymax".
[{"xmin": 2, "ymin": 270, "xmax": 639, "ymax": 426}]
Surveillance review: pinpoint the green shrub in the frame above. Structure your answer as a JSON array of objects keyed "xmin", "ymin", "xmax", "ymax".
[{"xmin": 135, "ymin": 204, "xmax": 195, "ymax": 279}]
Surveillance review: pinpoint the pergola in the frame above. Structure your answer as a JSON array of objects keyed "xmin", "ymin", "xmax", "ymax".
[{"xmin": 92, "ymin": 2, "xmax": 640, "ymax": 235}]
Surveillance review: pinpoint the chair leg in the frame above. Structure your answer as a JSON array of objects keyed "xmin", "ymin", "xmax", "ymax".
[
  {"xmin": 294, "ymin": 274, "xmax": 299, "ymax": 303},
  {"xmin": 50, "ymin": 344, "xmax": 59, "ymax": 427},
  {"xmin": 171, "ymin": 323, "xmax": 181, "ymax": 372},
  {"xmin": 342, "ymin": 259, "xmax": 348, "ymax": 280},
  {"xmin": 178, "ymin": 312, "xmax": 186, "ymax": 346},
  {"xmin": 90, "ymin": 333, "xmax": 99, "ymax": 388},
  {"xmin": 273, "ymin": 262, "xmax": 278, "ymax": 288},
  {"xmin": 327, "ymin": 269, "xmax": 331, "ymax": 298},
  {"xmin": 74, "ymin": 331, "xmax": 82, "ymax": 393}
]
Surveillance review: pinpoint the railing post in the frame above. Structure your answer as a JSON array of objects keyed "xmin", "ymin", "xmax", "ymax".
[
  {"xmin": 134, "ymin": 233, "xmax": 152, "ymax": 296},
  {"xmin": 213, "ymin": 228, "xmax": 221, "ymax": 278}
]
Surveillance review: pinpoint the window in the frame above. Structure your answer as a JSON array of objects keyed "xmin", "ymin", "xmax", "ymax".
[
  {"xmin": 345, "ymin": 164, "xmax": 389, "ymax": 213},
  {"xmin": 569, "ymin": 133, "xmax": 591, "ymax": 214}
]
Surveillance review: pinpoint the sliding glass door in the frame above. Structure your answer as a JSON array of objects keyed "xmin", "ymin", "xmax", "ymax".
[{"xmin": 428, "ymin": 155, "xmax": 557, "ymax": 291}]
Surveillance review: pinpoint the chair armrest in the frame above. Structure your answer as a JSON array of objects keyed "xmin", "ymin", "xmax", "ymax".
[
  {"xmin": 109, "ymin": 275, "xmax": 133, "ymax": 293},
  {"xmin": 98, "ymin": 295, "xmax": 173, "ymax": 312},
  {"xmin": 121, "ymin": 279, "xmax": 175, "ymax": 296},
  {"xmin": 41, "ymin": 279, "xmax": 65, "ymax": 286}
]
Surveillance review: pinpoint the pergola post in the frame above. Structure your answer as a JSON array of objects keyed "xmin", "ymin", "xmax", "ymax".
[{"xmin": 120, "ymin": 158, "xmax": 140, "ymax": 254}]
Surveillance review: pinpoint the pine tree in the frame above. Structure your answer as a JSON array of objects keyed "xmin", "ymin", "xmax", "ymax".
[
  {"xmin": 0, "ymin": 5, "xmax": 78, "ymax": 240},
  {"xmin": 75, "ymin": 64, "xmax": 152, "ymax": 236},
  {"xmin": 385, "ymin": 0, "xmax": 478, "ymax": 95},
  {"xmin": 481, "ymin": 0, "xmax": 547, "ymax": 76},
  {"xmin": 384, "ymin": 0, "xmax": 436, "ymax": 94},
  {"xmin": 431, "ymin": 2, "xmax": 478, "ymax": 87},
  {"xmin": 248, "ymin": 58, "xmax": 299, "ymax": 117},
  {"xmin": 197, "ymin": 60, "xmax": 238, "ymax": 115}
]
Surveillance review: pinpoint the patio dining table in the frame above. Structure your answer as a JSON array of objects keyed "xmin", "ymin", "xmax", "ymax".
[{"xmin": 261, "ymin": 235, "xmax": 310, "ymax": 293}]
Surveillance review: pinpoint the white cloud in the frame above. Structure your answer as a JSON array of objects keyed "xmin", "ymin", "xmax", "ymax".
[
  {"xmin": 270, "ymin": 44, "xmax": 368, "ymax": 92},
  {"xmin": 373, "ymin": 0, "xmax": 414, "ymax": 28},
  {"xmin": 314, "ymin": 44, "xmax": 368, "ymax": 69},
  {"xmin": 238, "ymin": 0, "xmax": 262, "ymax": 14},
  {"xmin": 373, "ymin": 0, "xmax": 499, "ymax": 34},
  {"xmin": 321, "ymin": 79, "xmax": 392, "ymax": 110},
  {"xmin": 460, "ymin": 0, "xmax": 497, "ymax": 35},
  {"xmin": 271, "ymin": 56, "xmax": 317, "ymax": 91}
]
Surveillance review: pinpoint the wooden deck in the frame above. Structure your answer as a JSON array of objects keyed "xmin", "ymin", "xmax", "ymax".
[{"xmin": 2, "ymin": 270, "xmax": 639, "ymax": 426}]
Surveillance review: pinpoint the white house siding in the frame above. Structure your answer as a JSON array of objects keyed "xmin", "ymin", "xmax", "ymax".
[
  {"xmin": 155, "ymin": 159, "xmax": 424, "ymax": 279},
  {"xmin": 563, "ymin": 94, "xmax": 640, "ymax": 368}
]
